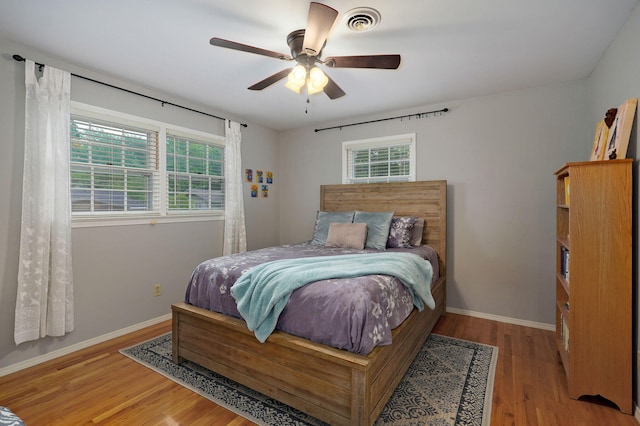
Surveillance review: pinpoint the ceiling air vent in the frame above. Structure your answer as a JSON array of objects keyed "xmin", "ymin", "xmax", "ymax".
[{"xmin": 344, "ymin": 7, "xmax": 381, "ymax": 32}]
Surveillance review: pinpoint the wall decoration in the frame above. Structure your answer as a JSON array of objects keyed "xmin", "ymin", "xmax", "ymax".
[
  {"xmin": 589, "ymin": 120, "xmax": 608, "ymax": 161},
  {"xmin": 246, "ymin": 168, "xmax": 274, "ymax": 199},
  {"xmin": 606, "ymin": 98, "xmax": 637, "ymax": 160}
]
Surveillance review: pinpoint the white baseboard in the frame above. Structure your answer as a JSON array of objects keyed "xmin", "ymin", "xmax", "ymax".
[
  {"xmin": 446, "ymin": 307, "xmax": 555, "ymax": 331},
  {"xmin": 0, "ymin": 313, "xmax": 171, "ymax": 377}
]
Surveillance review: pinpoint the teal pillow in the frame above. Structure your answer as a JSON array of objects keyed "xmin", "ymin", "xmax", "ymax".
[
  {"xmin": 311, "ymin": 211, "xmax": 355, "ymax": 245},
  {"xmin": 353, "ymin": 211, "xmax": 394, "ymax": 250}
]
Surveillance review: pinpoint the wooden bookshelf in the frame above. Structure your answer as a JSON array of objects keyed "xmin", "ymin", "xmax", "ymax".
[{"xmin": 554, "ymin": 159, "xmax": 632, "ymax": 414}]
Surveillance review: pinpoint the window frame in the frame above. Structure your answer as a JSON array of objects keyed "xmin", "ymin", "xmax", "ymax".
[
  {"xmin": 165, "ymin": 131, "xmax": 225, "ymax": 212},
  {"xmin": 342, "ymin": 133, "xmax": 416, "ymax": 184},
  {"xmin": 71, "ymin": 102, "xmax": 225, "ymax": 228}
]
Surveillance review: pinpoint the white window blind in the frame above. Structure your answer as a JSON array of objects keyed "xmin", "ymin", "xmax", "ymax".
[
  {"xmin": 70, "ymin": 116, "xmax": 159, "ymax": 215},
  {"xmin": 343, "ymin": 133, "xmax": 416, "ymax": 184},
  {"xmin": 166, "ymin": 133, "xmax": 225, "ymax": 211}
]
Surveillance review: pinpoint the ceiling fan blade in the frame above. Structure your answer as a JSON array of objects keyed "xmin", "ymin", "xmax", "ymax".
[
  {"xmin": 323, "ymin": 76, "xmax": 346, "ymax": 99},
  {"xmin": 324, "ymin": 55, "xmax": 401, "ymax": 69},
  {"xmin": 210, "ymin": 37, "xmax": 292, "ymax": 61},
  {"xmin": 248, "ymin": 68, "xmax": 293, "ymax": 90},
  {"xmin": 302, "ymin": 2, "xmax": 339, "ymax": 56}
]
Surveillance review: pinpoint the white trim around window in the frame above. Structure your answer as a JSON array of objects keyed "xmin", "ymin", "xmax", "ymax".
[
  {"xmin": 342, "ymin": 133, "xmax": 416, "ymax": 184},
  {"xmin": 70, "ymin": 102, "xmax": 225, "ymax": 228}
]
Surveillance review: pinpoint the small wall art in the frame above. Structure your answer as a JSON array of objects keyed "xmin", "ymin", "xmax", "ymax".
[{"xmin": 246, "ymin": 168, "xmax": 274, "ymax": 199}]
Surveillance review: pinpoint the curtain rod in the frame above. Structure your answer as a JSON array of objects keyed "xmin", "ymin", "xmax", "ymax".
[
  {"xmin": 314, "ymin": 107, "xmax": 449, "ymax": 132},
  {"xmin": 12, "ymin": 54, "xmax": 247, "ymax": 128}
]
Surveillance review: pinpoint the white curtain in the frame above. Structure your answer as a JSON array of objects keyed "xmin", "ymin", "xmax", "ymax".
[
  {"xmin": 15, "ymin": 60, "xmax": 74, "ymax": 345},
  {"xmin": 223, "ymin": 120, "xmax": 247, "ymax": 256}
]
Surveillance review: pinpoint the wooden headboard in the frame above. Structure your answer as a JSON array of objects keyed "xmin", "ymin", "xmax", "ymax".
[{"xmin": 320, "ymin": 180, "xmax": 447, "ymax": 276}]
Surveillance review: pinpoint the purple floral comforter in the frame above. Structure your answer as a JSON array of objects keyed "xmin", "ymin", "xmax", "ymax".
[{"xmin": 185, "ymin": 242, "xmax": 439, "ymax": 355}]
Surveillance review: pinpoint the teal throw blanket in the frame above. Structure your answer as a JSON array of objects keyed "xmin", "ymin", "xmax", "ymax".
[{"xmin": 230, "ymin": 252, "xmax": 434, "ymax": 343}]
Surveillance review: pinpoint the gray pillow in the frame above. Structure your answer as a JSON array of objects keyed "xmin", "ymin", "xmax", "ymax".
[
  {"xmin": 353, "ymin": 211, "xmax": 394, "ymax": 250},
  {"xmin": 387, "ymin": 216, "xmax": 418, "ymax": 248},
  {"xmin": 311, "ymin": 211, "xmax": 355, "ymax": 245}
]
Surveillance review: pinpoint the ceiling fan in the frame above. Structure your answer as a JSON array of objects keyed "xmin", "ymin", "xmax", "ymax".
[{"xmin": 209, "ymin": 2, "xmax": 401, "ymax": 99}]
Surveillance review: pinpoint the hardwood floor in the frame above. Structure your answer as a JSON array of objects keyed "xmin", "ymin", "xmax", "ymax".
[{"xmin": 0, "ymin": 313, "xmax": 637, "ymax": 425}]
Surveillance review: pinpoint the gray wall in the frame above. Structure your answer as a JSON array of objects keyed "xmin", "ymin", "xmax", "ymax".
[
  {"xmin": 0, "ymin": 38, "xmax": 280, "ymax": 369},
  {"xmin": 588, "ymin": 3, "xmax": 640, "ymax": 408},
  {"xmin": 277, "ymin": 82, "xmax": 587, "ymax": 325}
]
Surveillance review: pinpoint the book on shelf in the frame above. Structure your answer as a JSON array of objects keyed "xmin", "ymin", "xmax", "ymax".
[
  {"xmin": 564, "ymin": 176, "xmax": 570, "ymax": 205},
  {"xmin": 560, "ymin": 246, "xmax": 570, "ymax": 281},
  {"xmin": 560, "ymin": 314, "xmax": 570, "ymax": 352}
]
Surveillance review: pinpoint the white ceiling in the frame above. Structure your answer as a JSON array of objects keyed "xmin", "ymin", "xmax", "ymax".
[{"xmin": 1, "ymin": 0, "xmax": 637, "ymax": 130}]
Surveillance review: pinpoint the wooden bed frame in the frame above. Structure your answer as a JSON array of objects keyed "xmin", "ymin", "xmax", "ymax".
[{"xmin": 172, "ymin": 180, "xmax": 447, "ymax": 425}]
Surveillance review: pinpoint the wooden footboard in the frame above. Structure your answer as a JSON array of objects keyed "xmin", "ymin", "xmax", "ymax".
[{"xmin": 172, "ymin": 276, "xmax": 445, "ymax": 426}]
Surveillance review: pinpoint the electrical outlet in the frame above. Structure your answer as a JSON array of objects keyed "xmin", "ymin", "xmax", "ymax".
[{"xmin": 153, "ymin": 284, "xmax": 161, "ymax": 297}]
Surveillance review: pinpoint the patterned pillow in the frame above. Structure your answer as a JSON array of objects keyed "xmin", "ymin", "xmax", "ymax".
[{"xmin": 387, "ymin": 216, "xmax": 418, "ymax": 248}]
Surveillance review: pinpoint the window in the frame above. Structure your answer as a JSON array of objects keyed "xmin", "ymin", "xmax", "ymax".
[
  {"xmin": 70, "ymin": 103, "xmax": 224, "ymax": 222},
  {"xmin": 166, "ymin": 133, "xmax": 224, "ymax": 211},
  {"xmin": 342, "ymin": 133, "xmax": 416, "ymax": 183},
  {"xmin": 70, "ymin": 117, "xmax": 159, "ymax": 213}
]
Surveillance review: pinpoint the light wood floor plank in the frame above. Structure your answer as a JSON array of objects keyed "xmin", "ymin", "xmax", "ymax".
[{"xmin": 0, "ymin": 314, "xmax": 636, "ymax": 425}]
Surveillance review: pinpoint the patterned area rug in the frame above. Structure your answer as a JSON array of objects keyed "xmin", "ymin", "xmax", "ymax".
[
  {"xmin": 121, "ymin": 333, "xmax": 497, "ymax": 425},
  {"xmin": 0, "ymin": 406, "xmax": 25, "ymax": 426}
]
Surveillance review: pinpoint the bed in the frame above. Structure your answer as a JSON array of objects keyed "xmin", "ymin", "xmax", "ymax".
[{"xmin": 172, "ymin": 180, "xmax": 447, "ymax": 426}]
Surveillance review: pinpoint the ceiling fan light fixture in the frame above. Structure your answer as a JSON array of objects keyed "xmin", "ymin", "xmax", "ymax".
[
  {"xmin": 284, "ymin": 64, "xmax": 307, "ymax": 93},
  {"xmin": 307, "ymin": 66, "xmax": 329, "ymax": 95},
  {"xmin": 209, "ymin": 2, "xmax": 398, "ymax": 100}
]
